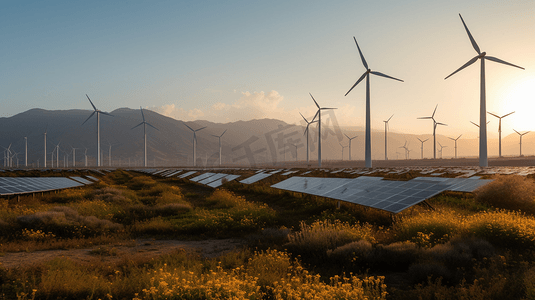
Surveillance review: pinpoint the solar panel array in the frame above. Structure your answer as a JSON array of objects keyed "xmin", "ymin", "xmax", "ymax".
[
  {"xmin": 178, "ymin": 171, "xmax": 198, "ymax": 178},
  {"xmin": 239, "ymin": 172, "xmax": 272, "ymax": 184},
  {"xmin": 271, "ymin": 176, "xmax": 492, "ymax": 213},
  {"xmin": 0, "ymin": 177, "xmax": 85, "ymax": 196}
]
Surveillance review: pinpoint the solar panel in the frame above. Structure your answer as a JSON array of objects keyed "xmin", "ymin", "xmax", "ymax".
[
  {"xmin": 178, "ymin": 171, "xmax": 198, "ymax": 178},
  {"xmin": 190, "ymin": 173, "xmax": 216, "ymax": 182},
  {"xmin": 239, "ymin": 173, "xmax": 272, "ymax": 184},
  {"xmin": 69, "ymin": 177, "xmax": 93, "ymax": 185},
  {"xmin": 0, "ymin": 177, "xmax": 85, "ymax": 196},
  {"xmin": 166, "ymin": 170, "xmax": 183, "ymax": 177},
  {"xmin": 198, "ymin": 173, "xmax": 228, "ymax": 185},
  {"xmin": 207, "ymin": 174, "xmax": 241, "ymax": 188},
  {"xmin": 86, "ymin": 176, "xmax": 100, "ymax": 182}
]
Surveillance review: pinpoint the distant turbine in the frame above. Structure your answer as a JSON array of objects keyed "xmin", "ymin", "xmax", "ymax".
[
  {"xmin": 183, "ymin": 124, "xmax": 206, "ymax": 167},
  {"xmin": 383, "ymin": 114, "xmax": 394, "ymax": 160},
  {"xmin": 107, "ymin": 142, "xmax": 112, "ymax": 167},
  {"xmin": 132, "ymin": 107, "xmax": 159, "ymax": 167},
  {"xmin": 344, "ymin": 133, "xmax": 358, "ymax": 161},
  {"xmin": 290, "ymin": 143, "xmax": 298, "ymax": 162},
  {"xmin": 339, "ymin": 142, "xmax": 348, "ymax": 160},
  {"xmin": 84, "ymin": 147, "xmax": 88, "ymax": 167},
  {"xmin": 70, "ymin": 146, "xmax": 78, "ymax": 168},
  {"xmin": 82, "ymin": 95, "xmax": 113, "ymax": 167},
  {"xmin": 513, "ymin": 129, "xmax": 530, "ymax": 157},
  {"xmin": 345, "ymin": 37, "xmax": 404, "ymax": 168},
  {"xmin": 438, "ymin": 142, "xmax": 447, "ymax": 159},
  {"xmin": 43, "ymin": 127, "xmax": 47, "ymax": 168},
  {"xmin": 470, "ymin": 121, "xmax": 490, "ymax": 138},
  {"xmin": 24, "ymin": 137, "xmax": 28, "ymax": 167},
  {"xmin": 310, "ymin": 93, "xmax": 336, "ymax": 167},
  {"xmin": 488, "ymin": 111, "xmax": 515, "ymax": 158},
  {"xmin": 399, "ymin": 141, "xmax": 409, "ymax": 160},
  {"xmin": 211, "ymin": 129, "xmax": 227, "ymax": 167},
  {"xmin": 417, "ymin": 138, "xmax": 429, "ymax": 159},
  {"xmin": 418, "ymin": 104, "xmax": 447, "ymax": 159},
  {"xmin": 299, "ymin": 112, "xmax": 317, "ymax": 164},
  {"xmin": 445, "ymin": 14, "xmax": 524, "ymax": 167},
  {"xmin": 448, "ymin": 134, "xmax": 463, "ymax": 159}
]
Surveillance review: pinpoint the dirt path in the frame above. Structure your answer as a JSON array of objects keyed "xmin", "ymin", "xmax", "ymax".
[{"xmin": 0, "ymin": 238, "xmax": 246, "ymax": 269}]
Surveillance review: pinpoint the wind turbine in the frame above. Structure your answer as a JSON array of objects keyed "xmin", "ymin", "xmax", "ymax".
[
  {"xmin": 470, "ymin": 120, "xmax": 490, "ymax": 138},
  {"xmin": 345, "ymin": 37, "xmax": 404, "ymax": 168},
  {"xmin": 445, "ymin": 14, "xmax": 524, "ymax": 167},
  {"xmin": 383, "ymin": 114, "xmax": 394, "ymax": 160},
  {"xmin": 211, "ymin": 129, "xmax": 227, "ymax": 167},
  {"xmin": 417, "ymin": 138, "xmax": 429, "ymax": 159},
  {"xmin": 84, "ymin": 147, "xmax": 88, "ymax": 167},
  {"xmin": 438, "ymin": 142, "xmax": 447, "ymax": 159},
  {"xmin": 299, "ymin": 112, "xmax": 317, "ymax": 164},
  {"xmin": 43, "ymin": 127, "xmax": 47, "ymax": 168},
  {"xmin": 488, "ymin": 111, "xmax": 515, "ymax": 158},
  {"xmin": 183, "ymin": 123, "xmax": 206, "ymax": 167},
  {"xmin": 418, "ymin": 104, "xmax": 447, "ymax": 159},
  {"xmin": 344, "ymin": 133, "xmax": 358, "ymax": 161},
  {"xmin": 448, "ymin": 134, "xmax": 462, "ymax": 159},
  {"xmin": 290, "ymin": 143, "xmax": 298, "ymax": 162},
  {"xmin": 310, "ymin": 93, "xmax": 336, "ymax": 167},
  {"xmin": 399, "ymin": 141, "xmax": 409, "ymax": 160},
  {"xmin": 82, "ymin": 94, "xmax": 113, "ymax": 167},
  {"xmin": 513, "ymin": 129, "xmax": 530, "ymax": 157},
  {"xmin": 24, "ymin": 137, "xmax": 28, "ymax": 167},
  {"xmin": 339, "ymin": 142, "xmax": 348, "ymax": 161},
  {"xmin": 132, "ymin": 107, "xmax": 159, "ymax": 167},
  {"xmin": 69, "ymin": 146, "xmax": 79, "ymax": 168}
]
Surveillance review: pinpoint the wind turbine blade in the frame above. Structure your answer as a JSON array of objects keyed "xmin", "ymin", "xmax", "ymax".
[
  {"xmin": 86, "ymin": 94, "xmax": 97, "ymax": 111},
  {"xmin": 322, "ymin": 107, "xmax": 337, "ymax": 110},
  {"xmin": 424, "ymin": 139, "xmax": 429, "ymax": 142},
  {"xmin": 502, "ymin": 111, "xmax": 515, "ymax": 118},
  {"xmin": 196, "ymin": 126, "xmax": 207, "ymax": 132},
  {"xmin": 485, "ymin": 56, "xmax": 525, "ymax": 70},
  {"xmin": 309, "ymin": 93, "xmax": 320, "ymax": 109},
  {"xmin": 146, "ymin": 123, "xmax": 159, "ymax": 131},
  {"xmin": 459, "ymin": 14, "xmax": 481, "ymax": 55},
  {"xmin": 344, "ymin": 133, "xmax": 350, "ymax": 139},
  {"xmin": 514, "ymin": 129, "xmax": 520, "ymax": 135},
  {"xmin": 345, "ymin": 72, "xmax": 367, "ymax": 96},
  {"xmin": 311, "ymin": 110, "xmax": 319, "ymax": 122},
  {"xmin": 386, "ymin": 114, "xmax": 394, "ymax": 122},
  {"xmin": 457, "ymin": 134, "xmax": 462, "ymax": 139},
  {"xmin": 353, "ymin": 37, "xmax": 368, "ymax": 70},
  {"xmin": 82, "ymin": 111, "xmax": 96, "ymax": 125},
  {"xmin": 221, "ymin": 129, "xmax": 227, "ymax": 137},
  {"xmin": 448, "ymin": 137, "xmax": 454, "ymax": 141},
  {"xmin": 140, "ymin": 106, "xmax": 146, "ymax": 122},
  {"xmin": 370, "ymin": 71, "xmax": 404, "ymax": 82},
  {"xmin": 100, "ymin": 111, "xmax": 113, "ymax": 117},
  {"xmin": 470, "ymin": 121, "xmax": 479, "ymax": 127},
  {"xmin": 487, "ymin": 112, "xmax": 500, "ymax": 119},
  {"xmin": 432, "ymin": 104, "xmax": 438, "ymax": 118},
  {"xmin": 299, "ymin": 112, "xmax": 309, "ymax": 123},
  {"xmin": 436, "ymin": 122, "xmax": 448, "ymax": 126},
  {"xmin": 131, "ymin": 122, "xmax": 144, "ymax": 130},
  {"xmin": 445, "ymin": 55, "xmax": 479, "ymax": 79},
  {"xmin": 417, "ymin": 138, "xmax": 422, "ymax": 142},
  {"xmin": 417, "ymin": 117, "xmax": 432, "ymax": 119},
  {"xmin": 183, "ymin": 123, "xmax": 194, "ymax": 131}
]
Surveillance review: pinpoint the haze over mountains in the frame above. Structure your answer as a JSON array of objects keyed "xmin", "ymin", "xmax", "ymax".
[{"xmin": 0, "ymin": 108, "xmax": 533, "ymax": 168}]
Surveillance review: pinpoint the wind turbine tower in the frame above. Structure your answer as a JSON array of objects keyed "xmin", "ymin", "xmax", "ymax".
[
  {"xmin": 418, "ymin": 104, "xmax": 447, "ymax": 159},
  {"xmin": 344, "ymin": 133, "xmax": 357, "ymax": 161},
  {"xmin": 345, "ymin": 37, "xmax": 404, "ymax": 168},
  {"xmin": 24, "ymin": 137, "xmax": 28, "ymax": 167},
  {"xmin": 438, "ymin": 142, "xmax": 447, "ymax": 159},
  {"xmin": 82, "ymin": 95, "xmax": 113, "ymax": 167},
  {"xmin": 488, "ymin": 111, "xmax": 514, "ymax": 158},
  {"xmin": 445, "ymin": 14, "xmax": 524, "ymax": 167},
  {"xmin": 309, "ymin": 93, "xmax": 336, "ymax": 167},
  {"xmin": 417, "ymin": 138, "xmax": 429, "ymax": 159},
  {"xmin": 132, "ymin": 107, "xmax": 159, "ymax": 167},
  {"xmin": 514, "ymin": 129, "xmax": 530, "ymax": 157},
  {"xmin": 383, "ymin": 114, "xmax": 393, "ymax": 160},
  {"xmin": 211, "ymin": 129, "xmax": 227, "ymax": 167},
  {"xmin": 43, "ymin": 129, "xmax": 47, "ymax": 168},
  {"xmin": 339, "ymin": 143, "xmax": 347, "ymax": 160},
  {"xmin": 184, "ymin": 124, "xmax": 206, "ymax": 167},
  {"xmin": 448, "ymin": 134, "xmax": 462, "ymax": 159},
  {"xmin": 300, "ymin": 112, "xmax": 317, "ymax": 164}
]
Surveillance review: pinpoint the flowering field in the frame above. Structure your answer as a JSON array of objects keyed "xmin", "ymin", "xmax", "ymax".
[{"xmin": 1, "ymin": 170, "xmax": 535, "ymax": 299}]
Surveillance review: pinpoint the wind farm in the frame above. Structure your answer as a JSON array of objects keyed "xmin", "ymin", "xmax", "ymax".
[{"xmin": 2, "ymin": 3, "xmax": 535, "ymax": 298}]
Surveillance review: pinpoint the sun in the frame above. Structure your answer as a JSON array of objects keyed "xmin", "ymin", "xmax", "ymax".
[{"xmin": 498, "ymin": 77, "xmax": 535, "ymax": 131}]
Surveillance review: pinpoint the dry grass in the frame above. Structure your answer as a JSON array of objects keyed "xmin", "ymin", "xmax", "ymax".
[{"xmin": 475, "ymin": 175, "xmax": 535, "ymax": 213}]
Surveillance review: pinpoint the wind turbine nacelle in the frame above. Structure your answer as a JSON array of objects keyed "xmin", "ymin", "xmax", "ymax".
[{"xmin": 479, "ymin": 52, "xmax": 486, "ymax": 58}]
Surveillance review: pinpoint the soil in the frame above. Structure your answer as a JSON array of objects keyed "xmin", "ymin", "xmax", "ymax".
[{"xmin": 0, "ymin": 238, "xmax": 246, "ymax": 269}]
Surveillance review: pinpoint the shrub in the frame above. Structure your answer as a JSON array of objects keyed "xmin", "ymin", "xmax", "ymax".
[
  {"xmin": 152, "ymin": 203, "xmax": 192, "ymax": 216},
  {"xmin": 16, "ymin": 206, "xmax": 123, "ymax": 238},
  {"xmin": 92, "ymin": 187, "xmax": 130, "ymax": 205},
  {"xmin": 474, "ymin": 175, "xmax": 535, "ymax": 213},
  {"xmin": 286, "ymin": 220, "xmax": 376, "ymax": 259},
  {"xmin": 204, "ymin": 189, "xmax": 249, "ymax": 208},
  {"xmin": 327, "ymin": 240, "xmax": 373, "ymax": 267},
  {"xmin": 394, "ymin": 209, "xmax": 461, "ymax": 246},
  {"xmin": 408, "ymin": 262, "xmax": 453, "ymax": 284},
  {"xmin": 373, "ymin": 241, "xmax": 421, "ymax": 271}
]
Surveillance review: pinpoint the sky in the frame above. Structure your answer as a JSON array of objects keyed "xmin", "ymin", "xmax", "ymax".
[{"xmin": 2, "ymin": 0, "xmax": 535, "ymax": 139}]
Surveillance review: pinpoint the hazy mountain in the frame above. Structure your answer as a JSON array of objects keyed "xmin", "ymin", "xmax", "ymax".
[{"xmin": 0, "ymin": 108, "xmax": 532, "ymax": 168}]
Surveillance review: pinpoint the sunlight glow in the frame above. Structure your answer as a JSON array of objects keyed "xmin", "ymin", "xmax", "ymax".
[{"xmin": 501, "ymin": 77, "xmax": 535, "ymax": 131}]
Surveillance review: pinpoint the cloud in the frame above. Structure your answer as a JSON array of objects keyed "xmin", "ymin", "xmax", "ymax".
[{"xmin": 149, "ymin": 90, "xmax": 360, "ymax": 127}]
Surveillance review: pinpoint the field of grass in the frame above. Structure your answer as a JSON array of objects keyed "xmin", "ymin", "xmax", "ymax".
[{"xmin": 1, "ymin": 170, "xmax": 535, "ymax": 299}]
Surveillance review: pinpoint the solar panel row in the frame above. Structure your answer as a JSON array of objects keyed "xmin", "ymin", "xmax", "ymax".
[
  {"xmin": 0, "ymin": 177, "xmax": 85, "ymax": 196},
  {"xmin": 271, "ymin": 176, "xmax": 492, "ymax": 214}
]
